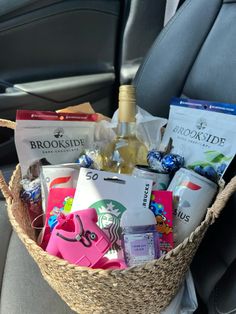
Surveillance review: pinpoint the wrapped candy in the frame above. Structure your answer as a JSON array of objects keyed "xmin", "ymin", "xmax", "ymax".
[
  {"xmin": 147, "ymin": 150, "xmax": 164, "ymax": 173},
  {"xmin": 147, "ymin": 150, "xmax": 184, "ymax": 174},
  {"xmin": 161, "ymin": 154, "xmax": 185, "ymax": 173},
  {"xmin": 77, "ymin": 149, "xmax": 104, "ymax": 170},
  {"xmin": 20, "ymin": 178, "xmax": 43, "ymax": 225},
  {"xmin": 76, "ymin": 154, "xmax": 93, "ymax": 168},
  {"xmin": 21, "ymin": 178, "xmax": 41, "ymax": 203}
]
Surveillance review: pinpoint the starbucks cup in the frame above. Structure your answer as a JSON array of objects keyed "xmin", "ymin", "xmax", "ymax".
[
  {"xmin": 168, "ymin": 168, "xmax": 218, "ymax": 245},
  {"xmin": 133, "ymin": 165, "xmax": 170, "ymax": 190}
]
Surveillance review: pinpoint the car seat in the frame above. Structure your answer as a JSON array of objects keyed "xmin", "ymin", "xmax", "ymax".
[
  {"xmin": 0, "ymin": 0, "xmax": 235, "ymax": 313},
  {"xmin": 134, "ymin": 0, "xmax": 236, "ymax": 313}
]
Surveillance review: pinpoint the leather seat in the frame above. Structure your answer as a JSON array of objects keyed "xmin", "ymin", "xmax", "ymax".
[
  {"xmin": 0, "ymin": 165, "xmax": 76, "ymax": 314},
  {"xmin": 1, "ymin": 0, "xmax": 236, "ymax": 313},
  {"xmin": 134, "ymin": 0, "xmax": 236, "ymax": 312}
]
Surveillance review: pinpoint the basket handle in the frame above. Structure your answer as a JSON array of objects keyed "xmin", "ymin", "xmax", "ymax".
[
  {"xmin": 0, "ymin": 119, "xmax": 16, "ymax": 201},
  {"xmin": 0, "ymin": 118, "xmax": 16, "ymax": 130},
  {"xmin": 209, "ymin": 175, "xmax": 236, "ymax": 221},
  {"xmin": 0, "ymin": 170, "xmax": 13, "ymax": 200}
]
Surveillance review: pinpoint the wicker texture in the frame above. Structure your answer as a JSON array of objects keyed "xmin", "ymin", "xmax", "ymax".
[{"xmin": 0, "ymin": 118, "xmax": 236, "ymax": 314}]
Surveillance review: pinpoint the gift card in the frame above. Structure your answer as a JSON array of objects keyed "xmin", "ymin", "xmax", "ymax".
[{"xmin": 72, "ymin": 168, "xmax": 153, "ymax": 259}]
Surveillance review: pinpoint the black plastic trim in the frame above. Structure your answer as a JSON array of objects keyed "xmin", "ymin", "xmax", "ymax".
[{"xmin": 0, "ymin": 1, "xmax": 119, "ymax": 32}]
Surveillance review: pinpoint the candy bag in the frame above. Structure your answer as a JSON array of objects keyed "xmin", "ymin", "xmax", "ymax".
[
  {"xmin": 149, "ymin": 190, "xmax": 173, "ymax": 254},
  {"xmin": 161, "ymin": 98, "xmax": 236, "ymax": 181},
  {"xmin": 15, "ymin": 110, "xmax": 97, "ymax": 176}
]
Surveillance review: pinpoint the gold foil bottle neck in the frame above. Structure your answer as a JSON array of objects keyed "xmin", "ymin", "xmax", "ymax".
[{"xmin": 118, "ymin": 85, "xmax": 136, "ymax": 123}]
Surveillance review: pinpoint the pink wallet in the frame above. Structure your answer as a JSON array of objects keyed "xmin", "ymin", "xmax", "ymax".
[{"xmin": 46, "ymin": 208, "xmax": 111, "ymax": 267}]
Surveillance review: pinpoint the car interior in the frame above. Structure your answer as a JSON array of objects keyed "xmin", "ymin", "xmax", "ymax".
[{"xmin": 0, "ymin": 0, "xmax": 235, "ymax": 313}]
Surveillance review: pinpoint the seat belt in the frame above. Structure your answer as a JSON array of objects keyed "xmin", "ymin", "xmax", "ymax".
[{"xmin": 164, "ymin": 0, "xmax": 181, "ymax": 26}]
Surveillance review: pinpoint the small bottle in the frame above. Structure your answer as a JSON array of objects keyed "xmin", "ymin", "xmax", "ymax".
[
  {"xmin": 120, "ymin": 207, "xmax": 160, "ymax": 267},
  {"xmin": 102, "ymin": 85, "xmax": 148, "ymax": 174}
]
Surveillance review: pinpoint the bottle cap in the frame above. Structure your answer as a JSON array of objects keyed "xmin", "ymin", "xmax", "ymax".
[
  {"xmin": 120, "ymin": 207, "xmax": 156, "ymax": 228},
  {"xmin": 118, "ymin": 85, "xmax": 136, "ymax": 123}
]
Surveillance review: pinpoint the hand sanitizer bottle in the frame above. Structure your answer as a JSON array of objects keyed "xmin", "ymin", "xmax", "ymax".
[{"xmin": 121, "ymin": 207, "xmax": 160, "ymax": 267}]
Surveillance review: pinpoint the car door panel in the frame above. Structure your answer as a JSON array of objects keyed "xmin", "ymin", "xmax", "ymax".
[
  {"xmin": 13, "ymin": 73, "xmax": 115, "ymax": 103},
  {"xmin": 0, "ymin": 73, "xmax": 115, "ymax": 118},
  {"xmin": 0, "ymin": 1, "xmax": 119, "ymax": 82},
  {"xmin": 0, "ymin": 0, "xmax": 120, "ymax": 120}
]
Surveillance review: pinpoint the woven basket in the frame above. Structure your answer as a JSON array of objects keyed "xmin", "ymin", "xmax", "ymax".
[{"xmin": 0, "ymin": 118, "xmax": 236, "ymax": 314}]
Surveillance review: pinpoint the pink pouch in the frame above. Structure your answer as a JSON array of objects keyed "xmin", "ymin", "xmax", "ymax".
[
  {"xmin": 40, "ymin": 188, "xmax": 75, "ymax": 250},
  {"xmin": 94, "ymin": 257, "xmax": 126, "ymax": 270},
  {"xmin": 149, "ymin": 190, "xmax": 173, "ymax": 255},
  {"xmin": 46, "ymin": 208, "xmax": 111, "ymax": 267}
]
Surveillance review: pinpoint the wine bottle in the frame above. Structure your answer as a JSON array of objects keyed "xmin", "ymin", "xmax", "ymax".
[{"xmin": 102, "ymin": 85, "xmax": 148, "ymax": 174}]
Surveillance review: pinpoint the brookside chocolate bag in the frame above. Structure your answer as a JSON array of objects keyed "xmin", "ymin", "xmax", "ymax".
[
  {"xmin": 161, "ymin": 98, "xmax": 236, "ymax": 181},
  {"xmin": 15, "ymin": 110, "xmax": 97, "ymax": 176}
]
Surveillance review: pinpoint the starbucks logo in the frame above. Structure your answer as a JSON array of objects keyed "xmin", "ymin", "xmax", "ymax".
[{"xmin": 90, "ymin": 199, "xmax": 126, "ymax": 252}]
